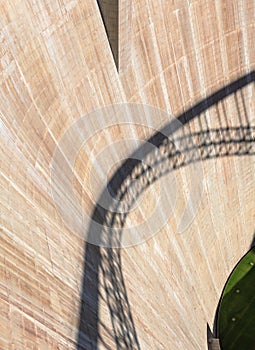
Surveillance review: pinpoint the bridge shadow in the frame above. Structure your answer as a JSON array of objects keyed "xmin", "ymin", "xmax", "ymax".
[{"xmin": 77, "ymin": 71, "xmax": 255, "ymax": 349}]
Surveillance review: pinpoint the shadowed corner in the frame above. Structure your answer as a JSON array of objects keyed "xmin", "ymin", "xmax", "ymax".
[
  {"xmin": 97, "ymin": 0, "xmax": 119, "ymax": 71},
  {"xmin": 207, "ymin": 323, "xmax": 221, "ymax": 349},
  {"xmin": 250, "ymin": 232, "xmax": 255, "ymax": 248},
  {"xmin": 76, "ymin": 71, "xmax": 255, "ymax": 350}
]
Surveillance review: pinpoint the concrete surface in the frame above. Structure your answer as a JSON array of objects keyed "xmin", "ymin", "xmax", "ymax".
[{"xmin": 1, "ymin": 0, "xmax": 255, "ymax": 349}]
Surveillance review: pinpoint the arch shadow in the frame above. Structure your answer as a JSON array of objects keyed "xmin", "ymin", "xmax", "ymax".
[{"xmin": 77, "ymin": 71, "xmax": 255, "ymax": 349}]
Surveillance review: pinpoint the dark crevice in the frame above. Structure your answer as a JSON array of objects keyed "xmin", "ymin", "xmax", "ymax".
[{"xmin": 97, "ymin": 0, "xmax": 119, "ymax": 70}]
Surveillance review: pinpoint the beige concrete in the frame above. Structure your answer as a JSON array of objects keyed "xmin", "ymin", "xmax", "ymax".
[{"xmin": 1, "ymin": 0, "xmax": 255, "ymax": 349}]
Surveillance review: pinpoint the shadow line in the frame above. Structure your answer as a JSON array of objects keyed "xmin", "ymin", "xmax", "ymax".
[{"xmin": 77, "ymin": 71, "xmax": 255, "ymax": 349}]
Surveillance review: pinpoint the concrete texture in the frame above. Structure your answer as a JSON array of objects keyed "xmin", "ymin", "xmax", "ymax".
[{"xmin": 1, "ymin": 0, "xmax": 255, "ymax": 349}]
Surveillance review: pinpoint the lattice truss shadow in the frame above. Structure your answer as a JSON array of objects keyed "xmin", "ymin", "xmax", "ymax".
[{"xmin": 77, "ymin": 74, "xmax": 255, "ymax": 350}]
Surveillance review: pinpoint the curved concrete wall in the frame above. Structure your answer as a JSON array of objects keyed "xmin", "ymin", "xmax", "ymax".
[{"xmin": 1, "ymin": 0, "xmax": 255, "ymax": 349}]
